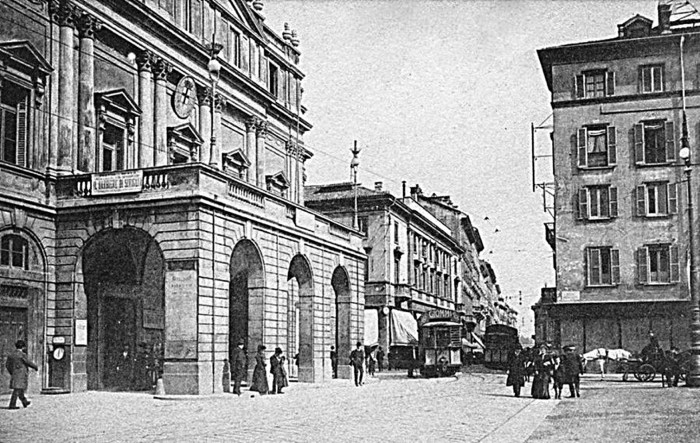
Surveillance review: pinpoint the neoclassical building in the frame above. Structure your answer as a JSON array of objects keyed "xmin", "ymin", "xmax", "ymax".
[{"xmin": 0, "ymin": 0, "xmax": 365, "ymax": 395}]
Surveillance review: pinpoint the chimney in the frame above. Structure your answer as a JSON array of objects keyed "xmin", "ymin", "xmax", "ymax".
[
  {"xmin": 374, "ymin": 181, "xmax": 383, "ymax": 192},
  {"xmin": 658, "ymin": 3, "xmax": 672, "ymax": 34},
  {"xmin": 402, "ymin": 180, "xmax": 406, "ymax": 198},
  {"xmin": 409, "ymin": 184, "xmax": 423, "ymax": 199}
]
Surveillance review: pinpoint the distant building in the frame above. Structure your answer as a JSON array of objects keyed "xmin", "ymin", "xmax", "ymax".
[{"xmin": 536, "ymin": 3, "xmax": 697, "ymax": 352}]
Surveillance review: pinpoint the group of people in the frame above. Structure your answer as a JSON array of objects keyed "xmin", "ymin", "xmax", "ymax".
[
  {"xmin": 507, "ymin": 342, "xmax": 584, "ymax": 400},
  {"xmin": 229, "ymin": 340, "xmax": 289, "ymax": 396}
]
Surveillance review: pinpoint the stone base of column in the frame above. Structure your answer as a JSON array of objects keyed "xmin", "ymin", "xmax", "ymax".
[
  {"xmin": 337, "ymin": 364, "xmax": 352, "ymax": 380},
  {"xmin": 298, "ymin": 365, "xmax": 314, "ymax": 383},
  {"xmin": 162, "ymin": 361, "xmax": 200, "ymax": 395}
]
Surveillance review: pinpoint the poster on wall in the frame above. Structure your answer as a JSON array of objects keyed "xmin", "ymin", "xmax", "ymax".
[
  {"xmin": 75, "ymin": 319, "xmax": 88, "ymax": 346},
  {"xmin": 164, "ymin": 260, "xmax": 198, "ymax": 359}
]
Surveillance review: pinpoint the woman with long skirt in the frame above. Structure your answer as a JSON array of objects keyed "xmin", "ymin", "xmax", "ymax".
[{"xmin": 250, "ymin": 344, "xmax": 269, "ymax": 395}]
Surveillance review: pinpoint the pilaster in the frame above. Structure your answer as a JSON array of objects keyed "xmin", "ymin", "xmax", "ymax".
[
  {"xmin": 245, "ymin": 118, "xmax": 257, "ymax": 185},
  {"xmin": 197, "ymin": 86, "xmax": 212, "ymax": 164},
  {"xmin": 137, "ymin": 51, "xmax": 154, "ymax": 168},
  {"xmin": 255, "ymin": 120, "xmax": 267, "ymax": 188},
  {"xmin": 76, "ymin": 12, "xmax": 101, "ymax": 173},
  {"xmin": 152, "ymin": 57, "xmax": 172, "ymax": 166}
]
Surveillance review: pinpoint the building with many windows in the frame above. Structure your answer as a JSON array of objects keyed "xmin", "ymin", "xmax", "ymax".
[
  {"xmin": 0, "ymin": 0, "xmax": 365, "ymax": 396},
  {"xmin": 536, "ymin": 2, "xmax": 698, "ymax": 352}
]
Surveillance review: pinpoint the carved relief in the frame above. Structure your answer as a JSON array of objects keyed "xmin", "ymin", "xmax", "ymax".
[
  {"xmin": 76, "ymin": 12, "xmax": 102, "ymax": 39},
  {"xmin": 151, "ymin": 57, "xmax": 172, "ymax": 81},
  {"xmin": 49, "ymin": 0, "xmax": 77, "ymax": 27},
  {"xmin": 135, "ymin": 51, "xmax": 153, "ymax": 72}
]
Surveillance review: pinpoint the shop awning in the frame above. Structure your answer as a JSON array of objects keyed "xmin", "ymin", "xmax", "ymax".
[
  {"xmin": 364, "ymin": 309, "xmax": 379, "ymax": 347},
  {"xmin": 390, "ymin": 309, "xmax": 419, "ymax": 346}
]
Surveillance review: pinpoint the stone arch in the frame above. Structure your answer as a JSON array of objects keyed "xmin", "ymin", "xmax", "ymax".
[
  {"xmin": 76, "ymin": 227, "xmax": 165, "ymax": 391},
  {"xmin": 0, "ymin": 226, "xmax": 47, "ymax": 393},
  {"xmin": 331, "ymin": 265, "xmax": 352, "ymax": 379},
  {"xmin": 287, "ymin": 253, "xmax": 315, "ymax": 382},
  {"xmin": 228, "ymin": 238, "xmax": 266, "ymax": 377}
]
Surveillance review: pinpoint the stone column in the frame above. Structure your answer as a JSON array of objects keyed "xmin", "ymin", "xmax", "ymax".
[
  {"xmin": 255, "ymin": 121, "xmax": 267, "ymax": 187},
  {"xmin": 152, "ymin": 57, "xmax": 171, "ymax": 166},
  {"xmin": 52, "ymin": 1, "xmax": 77, "ymax": 175},
  {"xmin": 136, "ymin": 51, "xmax": 154, "ymax": 169},
  {"xmin": 197, "ymin": 86, "xmax": 212, "ymax": 164},
  {"xmin": 286, "ymin": 140, "xmax": 296, "ymax": 202},
  {"xmin": 211, "ymin": 93, "xmax": 226, "ymax": 169},
  {"xmin": 245, "ymin": 118, "xmax": 257, "ymax": 184},
  {"xmin": 76, "ymin": 12, "xmax": 101, "ymax": 173}
]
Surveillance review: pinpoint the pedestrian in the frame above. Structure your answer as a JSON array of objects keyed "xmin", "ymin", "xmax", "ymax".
[
  {"xmin": 596, "ymin": 349, "xmax": 608, "ymax": 380},
  {"xmin": 231, "ymin": 339, "xmax": 247, "ymax": 396},
  {"xmin": 376, "ymin": 346, "xmax": 385, "ymax": 372},
  {"xmin": 115, "ymin": 343, "xmax": 133, "ymax": 390},
  {"xmin": 387, "ymin": 351, "xmax": 393, "ymax": 371},
  {"xmin": 280, "ymin": 356, "xmax": 290, "ymax": 388},
  {"xmin": 530, "ymin": 343, "xmax": 552, "ymax": 399},
  {"xmin": 270, "ymin": 347, "xmax": 285, "ymax": 394},
  {"xmin": 562, "ymin": 345, "xmax": 584, "ymax": 398},
  {"xmin": 506, "ymin": 347, "xmax": 527, "ymax": 397},
  {"xmin": 551, "ymin": 355, "xmax": 565, "ymax": 399},
  {"xmin": 367, "ymin": 348, "xmax": 376, "ymax": 377},
  {"xmin": 350, "ymin": 341, "xmax": 365, "ymax": 387},
  {"xmin": 250, "ymin": 344, "xmax": 269, "ymax": 395},
  {"xmin": 5, "ymin": 340, "xmax": 38, "ymax": 409},
  {"xmin": 330, "ymin": 346, "xmax": 338, "ymax": 378}
]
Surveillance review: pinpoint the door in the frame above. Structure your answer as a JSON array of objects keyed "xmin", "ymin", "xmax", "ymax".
[
  {"xmin": 101, "ymin": 297, "xmax": 135, "ymax": 390},
  {"xmin": 0, "ymin": 308, "xmax": 27, "ymax": 394}
]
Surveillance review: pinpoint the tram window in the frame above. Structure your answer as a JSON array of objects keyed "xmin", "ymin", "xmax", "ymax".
[{"xmin": 436, "ymin": 329, "xmax": 451, "ymax": 347}]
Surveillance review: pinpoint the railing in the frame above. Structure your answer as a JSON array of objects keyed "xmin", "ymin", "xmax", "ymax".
[
  {"xmin": 143, "ymin": 170, "xmax": 169, "ymax": 191},
  {"xmin": 228, "ymin": 181, "xmax": 264, "ymax": 207}
]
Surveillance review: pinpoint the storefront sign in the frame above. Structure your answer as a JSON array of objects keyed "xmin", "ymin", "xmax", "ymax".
[
  {"xmin": 419, "ymin": 309, "xmax": 460, "ymax": 326},
  {"xmin": 91, "ymin": 170, "xmax": 143, "ymax": 195},
  {"xmin": 75, "ymin": 319, "xmax": 88, "ymax": 346},
  {"xmin": 164, "ymin": 266, "xmax": 197, "ymax": 359}
]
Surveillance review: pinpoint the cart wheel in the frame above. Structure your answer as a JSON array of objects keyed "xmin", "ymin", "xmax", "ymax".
[{"xmin": 637, "ymin": 364, "xmax": 655, "ymax": 382}]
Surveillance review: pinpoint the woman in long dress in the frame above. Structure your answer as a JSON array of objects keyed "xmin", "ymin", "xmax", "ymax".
[
  {"xmin": 531, "ymin": 345, "xmax": 552, "ymax": 399},
  {"xmin": 250, "ymin": 344, "xmax": 269, "ymax": 395}
]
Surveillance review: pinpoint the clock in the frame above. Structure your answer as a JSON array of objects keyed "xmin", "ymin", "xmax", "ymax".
[
  {"xmin": 173, "ymin": 76, "xmax": 197, "ymax": 119},
  {"xmin": 52, "ymin": 347, "xmax": 65, "ymax": 361}
]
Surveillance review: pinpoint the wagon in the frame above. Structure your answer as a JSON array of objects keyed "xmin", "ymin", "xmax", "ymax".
[{"xmin": 618, "ymin": 350, "xmax": 690, "ymax": 382}]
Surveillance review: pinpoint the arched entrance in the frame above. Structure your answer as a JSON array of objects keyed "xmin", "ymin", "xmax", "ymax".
[
  {"xmin": 228, "ymin": 239, "xmax": 265, "ymax": 376},
  {"xmin": 82, "ymin": 228, "xmax": 164, "ymax": 391},
  {"xmin": 288, "ymin": 254, "xmax": 315, "ymax": 382},
  {"xmin": 332, "ymin": 266, "xmax": 352, "ymax": 379}
]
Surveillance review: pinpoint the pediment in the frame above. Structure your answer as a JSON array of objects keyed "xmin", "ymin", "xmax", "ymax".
[
  {"xmin": 0, "ymin": 40, "xmax": 53, "ymax": 75},
  {"xmin": 620, "ymin": 14, "xmax": 652, "ymax": 28},
  {"xmin": 265, "ymin": 171, "xmax": 290, "ymax": 189},
  {"xmin": 95, "ymin": 89, "xmax": 142, "ymax": 115},
  {"xmin": 225, "ymin": 0, "xmax": 265, "ymax": 40},
  {"xmin": 167, "ymin": 122, "xmax": 203, "ymax": 145},
  {"xmin": 223, "ymin": 148, "xmax": 251, "ymax": 168}
]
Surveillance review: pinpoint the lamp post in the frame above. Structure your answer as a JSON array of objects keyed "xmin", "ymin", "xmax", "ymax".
[
  {"xmin": 350, "ymin": 141, "xmax": 360, "ymax": 230},
  {"xmin": 207, "ymin": 38, "xmax": 223, "ymax": 168},
  {"xmin": 679, "ymin": 119, "xmax": 700, "ymax": 387}
]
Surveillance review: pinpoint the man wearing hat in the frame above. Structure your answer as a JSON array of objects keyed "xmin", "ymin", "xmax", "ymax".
[
  {"xmin": 270, "ymin": 347, "xmax": 285, "ymax": 394},
  {"xmin": 5, "ymin": 340, "xmax": 38, "ymax": 409},
  {"xmin": 231, "ymin": 339, "xmax": 247, "ymax": 396},
  {"xmin": 562, "ymin": 345, "xmax": 584, "ymax": 398}
]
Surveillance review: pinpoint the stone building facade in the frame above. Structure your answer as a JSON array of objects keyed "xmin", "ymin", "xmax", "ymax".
[
  {"xmin": 536, "ymin": 3, "xmax": 699, "ymax": 352},
  {"xmin": 0, "ymin": 0, "xmax": 365, "ymax": 395}
]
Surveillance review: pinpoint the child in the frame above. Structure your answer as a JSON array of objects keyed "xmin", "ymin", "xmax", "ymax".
[
  {"xmin": 280, "ymin": 356, "xmax": 289, "ymax": 389},
  {"xmin": 552, "ymin": 355, "xmax": 566, "ymax": 400}
]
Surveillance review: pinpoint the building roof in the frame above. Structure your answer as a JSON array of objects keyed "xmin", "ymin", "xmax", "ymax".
[{"xmin": 304, "ymin": 182, "xmax": 388, "ymax": 202}]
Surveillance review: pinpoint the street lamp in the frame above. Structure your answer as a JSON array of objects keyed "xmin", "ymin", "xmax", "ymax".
[
  {"xmin": 207, "ymin": 39, "xmax": 223, "ymax": 168},
  {"xmin": 350, "ymin": 141, "xmax": 360, "ymax": 230},
  {"xmin": 679, "ymin": 131, "xmax": 700, "ymax": 387}
]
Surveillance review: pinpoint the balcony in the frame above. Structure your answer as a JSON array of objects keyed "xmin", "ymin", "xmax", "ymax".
[
  {"xmin": 55, "ymin": 164, "xmax": 363, "ymax": 250},
  {"xmin": 545, "ymin": 222, "xmax": 555, "ymax": 251}
]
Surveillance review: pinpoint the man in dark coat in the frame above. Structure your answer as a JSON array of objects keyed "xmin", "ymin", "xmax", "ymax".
[
  {"xmin": 562, "ymin": 345, "xmax": 584, "ymax": 398},
  {"xmin": 506, "ymin": 347, "xmax": 527, "ymax": 397},
  {"xmin": 231, "ymin": 339, "xmax": 247, "ymax": 396},
  {"xmin": 376, "ymin": 346, "xmax": 385, "ymax": 372},
  {"xmin": 350, "ymin": 341, "xmax": 364, "ymax": 387},
  {"xmin": 5, "ymin": 340, "xmax": 38, "ymax": 409},
  {"xmin": 330, "ymin": 346, "xmax": 338, "ymax": 378},
  {"xmin": 270, "ymin": 347, "xmax": 284, "ymax": 394}
]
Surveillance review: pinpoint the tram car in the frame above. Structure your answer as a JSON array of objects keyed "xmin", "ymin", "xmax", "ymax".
[
  {"xmin": 418, "ymin": 310, "xmax": 465, "ymax": 377},
  {"xmin": 483, "ymin": 324, "xmax": 519, "ymax": 369}
]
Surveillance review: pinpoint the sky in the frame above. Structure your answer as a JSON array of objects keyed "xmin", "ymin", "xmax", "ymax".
[{"xmin": 264, "ymin": 0, "xmax": 660, "ymax": 337}]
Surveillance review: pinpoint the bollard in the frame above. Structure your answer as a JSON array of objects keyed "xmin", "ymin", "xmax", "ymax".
[
  {"xmin": 222, "ymin": 359, "xmax": 231, "ymax": 393},
  {"xmin": 155, "ymin": 377, "xmax": 165, "ymax": 396}
]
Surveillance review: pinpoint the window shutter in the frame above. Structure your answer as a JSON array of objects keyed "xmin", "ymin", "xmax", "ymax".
[
  {"xmin": 670, "ymin": 244, "xmax": 680, "ymax": 283},
  {"xmin": 637, "ymin": 247, "xmax": 648, "ymax": 284},
  {"xmin": 658, "ymin": 183, "xmax": 668, "ymax": 214},
  {"xmin": 589, "ymin": 248, "xmax": 601, "ymax": 285},
  {"xmin": 607, "ymin": 126, "xmax": 617, "ymax": 165},
  {"xmin": 584, "ymin": 248, "xmax": 590, "ymax": 286},
  {"xmin": 577, "ymin": 128, "xmax": 587, "ymax": 167},
  {"xmin": 575, "ymin": 74, "xmax": 584, "ymax": 98},
  {"xmin": 578, "ymin": 188, "xmax": 589, "ymax": 220},
  {"xmin": 611, "ymin": 249, "xmax": 620, "ymax": 284},
  {"xmin": 260, "ymin": 51, "xmax": 268, "ymax": 87},
  {"xmin": 606, "ymin": 71, "xmax": 615, "ymax": 96},
  {"xmin": 669, "ymin": 183, "xmax": 678, "ymax": 214},
  {"xmin": 609, "ymin": 187, "xmax": 618, "ymax": 217},
  {"xmin": 638, "ymin": 67, "xmax": 644, "ymax": 93},
  {"xmin": 634, "ymin": 123, "xmax": 644, "ymax": 163},
  {"xmin": 191, "ymin": 0, "xmax": 202, "ymax": 39},
  {"xmin": 16, "ymin": 98, "xmax": 27, "ymax": 168},
  {"xmin": 240, "ymin": 35, "xmax": 249, "ymax": 73},
  {"xmin": 665, "ymin": 121, "xmax": 676, "ymax": 161},
  {"xmin": 636, "ymin": 185, "xmax": 647, "ymax": 217}
]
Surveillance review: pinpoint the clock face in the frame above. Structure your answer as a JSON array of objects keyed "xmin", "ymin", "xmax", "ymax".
[
  {"xmin": 173, "ymin": 76, "xmax": 197, "ymax": 119},
  {"xmin": 52, "ymin": 347, "xmax": 65, "ymax": 361}
]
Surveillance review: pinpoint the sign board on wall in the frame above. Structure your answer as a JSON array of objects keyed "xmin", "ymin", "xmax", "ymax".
[
  {"xmin": 91, "ymin": 170, "xmax": 143, "ymax": 195},
  {"xmin": 164, "ymin": 260, "xmax": 198, "ymax": 359},
  {"xmin": 559, "ymin": 290, "xmax": 581, "ymax": 302},
  {"xmin": 75, "ymin": 319, "xmax": 88, "ymax": 346}
]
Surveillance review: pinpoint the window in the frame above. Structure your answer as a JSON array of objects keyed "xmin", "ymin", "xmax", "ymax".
[
  {"xmin": 577, "ymin": 126, "xmax": 616, "ymax": 168},
  {"xmin": 444, "ymin": 275, "xmax": 450, "ymax": 300},
  {"xmin": 637, "ymin": 244, "xmax": 679, "ymax": 284},
  {"xmin": 0, "ymin": 81, "xmax": 28, "ymax": 166},
  {"xmin": 358, "ymin": 217, "xmax": 368, "ymax": 234},
  {"xmin": 394, "ymin": 222, "xmax": 399, "ymax": 244},
  {"xmin": 268, "ymin": 63, "xmax": 279, "ymax": 97},
  {"xmin": 0, "ymin": 235, "xmax": 28, "ymax": 270},
  {"xmin": 231, "ymin": 29, "xmax": 241, "ymax": 67},
  {"xmin": 102, "ymin": 124, "xmax": 124, "ymax": 172},
  {"xmin": 640, "ymin": 65, "xmax": 664, "ymax": 93},
  {"xmin": 634, "ymin": 120, "xmax": 675, "ymax": 165},
  {"xmin": 413, "ymin": 264, "xmax": 419, "ymax": 287},
  {"xmin": 575, "ymin": 70, "xmax": 615, "ymax": 98},
  {"xmin": 578, "ymin": 186, "xmax": 618, "ymax": 220},
  {"xmin": 179, "ymin": 0, "xmax": 202, "ymax": 38},
  {"xmin": 394, "ymin": 257, "xmax": 400, "ymax": 283},
  {"xmin": 636, "ymin": 182, "xmax": 677, "ymax": 217},
  {"xmin": 586, "ymin": 247, "xmax": 619, "ymax": 287}
]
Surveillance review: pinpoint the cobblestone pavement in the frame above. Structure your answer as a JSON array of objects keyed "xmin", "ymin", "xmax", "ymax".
[{"xmin": 0, "ymin": 370, "xmax": 558, "ymax": 443}]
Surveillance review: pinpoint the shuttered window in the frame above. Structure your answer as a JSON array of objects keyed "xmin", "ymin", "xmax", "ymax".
[
  {"xmin": 634, "ymin": 120, "xmax": 675, "ymax": 164},
  {"xmin": 577, "ymin": 125, "xmax": 616, "ymax": 168},
  {"xmin": 574, "ymin": 70, "xmax": 615, "ymax": 98},
  {"xmin": 586, "ymin": 247, "xmax": 619, "ymax": 286},
  {"xmin": 635, "ymin": 182, "xmax": 678, "ymax": 217},
  {"xmin": 0, "ymin": 81, "xmax": 29, "ymax": 167},
  {"xmin": 640, "ymin": 65, "xmax": 664, "ymax": 93},
  {"xmin": 637, "ymin": 244, "xmax": 680, "ymax": 284},
  {"xmin": 578, "ymin": 186, "xmax": 617, "ymax": 220}
]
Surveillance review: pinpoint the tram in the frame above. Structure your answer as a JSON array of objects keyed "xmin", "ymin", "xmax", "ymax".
[
  {"xmin": 483, "ymin": 324, "xmax": 519, "ymax": 369},
  {"xmin": 417, "ymin": 310, "xmax": 465, "ymax": 377}
]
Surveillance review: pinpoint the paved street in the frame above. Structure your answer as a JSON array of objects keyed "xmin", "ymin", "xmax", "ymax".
[{"xmin": 2, "ymin": 370, "xmax": 698, "ymax": 442}]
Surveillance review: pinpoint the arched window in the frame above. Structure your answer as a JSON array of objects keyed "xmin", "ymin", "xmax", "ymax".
[{"xmin": 0, "ymin": 234, "xmax": 28, "ymax": 270}]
